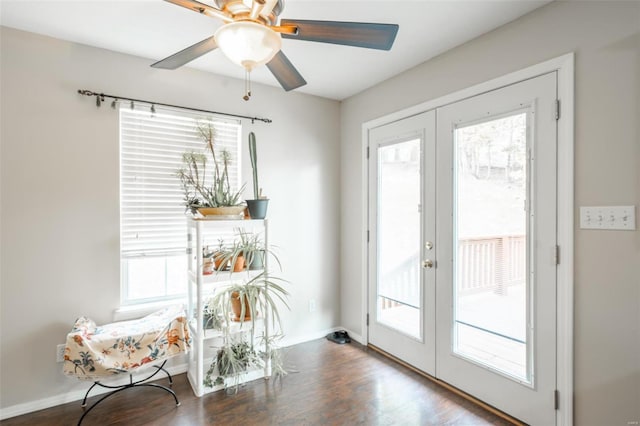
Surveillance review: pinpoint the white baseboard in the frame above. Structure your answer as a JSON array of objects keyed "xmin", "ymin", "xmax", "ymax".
[
  {"xmin": 280, "ymin": 326, "xmax": 364, "ymax": 347},
  {"xmin": 1, "ymin": 327, "xmax": 364, "ymax": 420},
  {"xmin": 0, "ymin": 362, "xmax": 188, "ymax": 421},
  {"xmin": 339, "ymin": 327, "xmax": 365, "ymax": 345},
  {"xmin": 279, "ymin": 327, "xmax": 338, "ymax": 348}
]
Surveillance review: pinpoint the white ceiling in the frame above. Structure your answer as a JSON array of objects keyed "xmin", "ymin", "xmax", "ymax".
[{"xmin": 0, "ymin": 0, "xmax": 552, "ymax": 100}]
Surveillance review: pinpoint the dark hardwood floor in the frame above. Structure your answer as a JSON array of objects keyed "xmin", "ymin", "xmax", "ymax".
[{"xmin": 2, "ymin": 339, "xmax": 514, "ymax": 425}]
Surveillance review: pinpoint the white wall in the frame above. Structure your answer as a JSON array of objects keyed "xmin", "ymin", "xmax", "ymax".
[
  {"xmin": 340, "ymin": 2, "xmax": 639, "ymax": 425},
  {"xmin": 0, "ymin": 26, "xmax": 341, "ymax": 411}
]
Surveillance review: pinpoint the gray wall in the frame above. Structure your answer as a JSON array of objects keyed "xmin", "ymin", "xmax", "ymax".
[
  {"xmin": 2, "ymin": 1, "xmax": 639, "ymax": 423},
  {"xmin": 340, "ymin": 1, "xmax": 639, "ymax": 425},
  {"xmin": 0, "ymin": 26, "xmax": 341, "ymax": 410}
]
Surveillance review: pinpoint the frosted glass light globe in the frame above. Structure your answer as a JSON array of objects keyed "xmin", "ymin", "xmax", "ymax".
[{"xmin": 214, "ymin": 21, "xmax": 282, "ymax": 71}]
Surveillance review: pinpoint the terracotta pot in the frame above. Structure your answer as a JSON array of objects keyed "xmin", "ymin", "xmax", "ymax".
[
  {"xmin": 203, "ymin": 257, "xmax": 214, "ymax": 275},
  {"xmin": 214, "ymin": 253, "xmax": 227, "ymax": 271},
  {"xmin": 232, "ymin": 254, "xmax": 245, "ymax": 272},
  {"xmin": 230, "ymin": 291, "xmax": 252, "ymax": 322}
]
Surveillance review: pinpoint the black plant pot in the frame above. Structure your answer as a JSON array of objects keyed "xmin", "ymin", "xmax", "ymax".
[{"xmin": 246, "ymin": 199, "xmax": 269, "ymax": 219}]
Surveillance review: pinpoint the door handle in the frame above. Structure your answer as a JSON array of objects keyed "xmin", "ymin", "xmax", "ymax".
[{"xmin": 422, "ymin": 259, "xmax": 434, "ymax": 269}]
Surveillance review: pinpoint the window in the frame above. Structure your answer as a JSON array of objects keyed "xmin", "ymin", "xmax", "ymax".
[{"xmin": 120, "ymin": 106, "xmax": 242, "ymax": 304}]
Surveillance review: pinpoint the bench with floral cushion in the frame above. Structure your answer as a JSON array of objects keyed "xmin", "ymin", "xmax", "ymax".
[{"xmin": 63, "ymin": 305, "xmax": 191, "ymax": 425}]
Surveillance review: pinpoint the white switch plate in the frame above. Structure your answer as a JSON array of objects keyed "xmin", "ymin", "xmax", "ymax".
[
  {"xmin": 580, "ymin": 206, "xmax": 636, "ymax": 230},
  {"xmin": 56, "ymin": 344, "xmax": 66, "ymax": 362}
]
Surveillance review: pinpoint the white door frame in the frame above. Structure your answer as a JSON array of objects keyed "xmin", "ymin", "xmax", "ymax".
[{"xmin": 361, "ymin": 53, "xmax": 574, "ymax": 426}]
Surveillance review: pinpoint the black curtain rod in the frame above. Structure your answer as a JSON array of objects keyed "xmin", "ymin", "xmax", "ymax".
[{"xmin": 77, "ymin": 89, "xmax": 272, "ymax": 124}]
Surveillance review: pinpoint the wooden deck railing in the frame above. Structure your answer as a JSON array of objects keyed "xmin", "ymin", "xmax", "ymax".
[
  {"xmin": 457, "ymin": 235, "xmax": 526, "ymax": 295},
  {"xmin": 379, "ymin": 235, "xmax": 526, "ymax": 309},
  {"xmin": 379, "ymin": 253, "xmax": 420, "ymax": 309}
]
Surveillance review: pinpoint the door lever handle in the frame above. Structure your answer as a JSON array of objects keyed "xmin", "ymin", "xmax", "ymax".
[{"xmin": 422, "ymin": 259, "xmax": 434, "ymax": 269}]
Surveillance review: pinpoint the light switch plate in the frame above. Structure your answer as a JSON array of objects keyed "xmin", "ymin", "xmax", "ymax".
[
  {"xmin": 580, "ymin": 206, "xmax": 636, "ymax": 230},
  {"xmin": 56, "ymin": 344, "xmax": 66, "ymax": 362}
]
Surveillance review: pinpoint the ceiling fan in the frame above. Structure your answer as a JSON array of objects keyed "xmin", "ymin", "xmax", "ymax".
[{"xmin": 151, "ymin": 0, "xmax": 399, "ymax": 97}]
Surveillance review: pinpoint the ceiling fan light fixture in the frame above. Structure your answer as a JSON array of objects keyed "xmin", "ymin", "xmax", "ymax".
[{"xmin": 214, "ymin": 21, "xmax": 282, "ymax": 71}]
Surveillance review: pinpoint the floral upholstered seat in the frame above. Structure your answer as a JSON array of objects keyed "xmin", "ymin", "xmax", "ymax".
[{"xmin": 63, "ymin": 305, "xmax": 191, "ymax": 380}]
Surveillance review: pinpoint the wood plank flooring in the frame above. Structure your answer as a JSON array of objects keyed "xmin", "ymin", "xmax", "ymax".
[{"xmin": 2, "ymin": 338, "xmax": 514, "ymax": 425}]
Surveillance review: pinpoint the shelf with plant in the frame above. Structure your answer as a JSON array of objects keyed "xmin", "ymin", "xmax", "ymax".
[
  {"xmin": 218, "ymin": 228, "xmax": 280, "ymax": 272},
  {"xmin": 193, "ymin": 269, "xmax": 264, "ymax": 285},
  {"xmin": 201, "ymin": 271, "xmax": 289, "ymax": 392},
  {"xmin": 195, "ymin": 228, "xmax": 278, "ymax": 283},
  {"xmin": 182, "ymin": 154, "xmax": 286, "ymax": 395},
  {"xmin": 188, "ymin": 314, "xmax": 265, "ymax": 341},
  {"xmin": 190, "ymin": 229, "xmax": 283, "ymax": 343}
]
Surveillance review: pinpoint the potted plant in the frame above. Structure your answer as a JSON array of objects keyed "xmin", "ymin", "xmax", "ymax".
[
  {"xmin": 236, "ymin": 228, "xmax": 265, "ymax": 270},
  {"xmin": 204, "ymin": 271, "xmax": 290, "ymax": 390},
  {"xmin": 204, "ymin": 341, "xmax": 262, "ymax": 389},
  {"xmin": 213, "ymin": 239, "xmax": 229, "ymax": 271},
  {"xmin": 219, "ymin": 272, "xmax": 288, "ymax": 328},
  {"xmin": 217, "ymin": 229, "xmax": 281, "ymax": 273},
  {"xmin": 176, "ymin": 121, "xmax": 245, "ymax": 217},
  {"xmin": 228, "ymin": 240, "xmax": 246, "ymax": 272},
  {"xmin": 231, "ymin": 289, "xmax": 256, "ymax": 322},
  {"xmin": 203, "ymin": 246, "xmax": 216, "ymax": 275},
  {"xmin": 203, "ymin": 298, "xmax": 224, "ymax": 330},
  {"xmin": 244, "ymin": 233, "xmax": 265, "ymax": 270},
  {"xmin": 218, "ymin": 238, "xmax": 246, "ymax": 273},
  {"xmin": 243, "ymin": 234, "xmax": 282, "ymax": 271},
  {"xmin": 245, "ymin": 132, "xmax": 269, "ymax": 219}
]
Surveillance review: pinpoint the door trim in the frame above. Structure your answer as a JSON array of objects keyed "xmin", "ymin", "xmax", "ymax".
[{"xmin": 361, "ymin": 53, "xmax": 574, "ymax": 426}]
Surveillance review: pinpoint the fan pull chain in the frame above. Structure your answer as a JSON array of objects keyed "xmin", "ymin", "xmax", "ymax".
[{"xmin": 243, "ymin": 69, "xmax": 252, "ymax": 101}]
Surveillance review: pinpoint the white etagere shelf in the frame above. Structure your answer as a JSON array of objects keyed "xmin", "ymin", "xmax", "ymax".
[
  {"xmin": 186, "ymin": 217, "xmax": 271, "ymax": 397},
  {"xmin": 189, "ymin": 268, "xmax": 264, "ymax": 285},
  {"xmin": 187, "ymin": 317, "xmax": 265, "ymax": 340},
  {"xmin": 187, "ymin": 365, "xmax": 265, "ymax": 395}
]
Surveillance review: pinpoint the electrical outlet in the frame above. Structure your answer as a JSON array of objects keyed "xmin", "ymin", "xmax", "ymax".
[
  {"xmin": 56, "ymin": 344, "xmax": 66, "ymax": 363},
  {"xmin": 309, "ymin": 299, "xmax": 317, "ymax": 313},
  {"xmin": 580, "ymin": 205, "xmax": 636, "ymax": 230}
]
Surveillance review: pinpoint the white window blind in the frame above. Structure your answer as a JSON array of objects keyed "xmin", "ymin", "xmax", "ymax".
[{"xmin": 120, "ymin": 106, "xmax": 241, "ymax": 303}]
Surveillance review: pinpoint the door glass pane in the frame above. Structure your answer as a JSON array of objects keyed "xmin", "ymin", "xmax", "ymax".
[
  {"xmin": 453, "ymin": 112, "xmax": 530, "ymax": 382},
  {"xmin": 377, "ymin": 139, "xmax": 421, "ymax": 339}
]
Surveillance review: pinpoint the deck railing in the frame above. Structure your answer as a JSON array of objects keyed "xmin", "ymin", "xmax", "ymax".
[
  {"xmin": 379, "ymin": 235, "xmax": 526, "ymax": 308},
  {"xmin": 457, "ymin": 235, "xmax": 526, "ymax": 295},
  {"xmin": 379, "ymin": 252, "xmax": 420, "ymax": 309}
]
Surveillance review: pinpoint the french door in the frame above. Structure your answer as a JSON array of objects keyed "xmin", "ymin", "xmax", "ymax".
[
  {"xmin": 368, "ymin": 73, "xmax": 558, "ymax": 425},
  {"xmin": 368, "ymin": 111, "xmax": 436, "ymax": 375}
]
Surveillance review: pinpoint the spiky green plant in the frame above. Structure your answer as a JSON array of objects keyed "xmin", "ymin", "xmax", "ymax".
[
  {"xmin": 248, "ymin": 132, "xmax": 259, "ymax": 199},
  {"xmin": 175, "ymin": 122, "xmax": 245, "ymax": 209},
  {"xmin": 210, "ymin": 272, "xmax": 289, "ymax": 335},
  {"xmin": 217, "ymin": 228, "xmax": 281, "ymax": 274},
  {"xmin": 203, "ymin": 271, "xmax": 290, "ymax": 391}
]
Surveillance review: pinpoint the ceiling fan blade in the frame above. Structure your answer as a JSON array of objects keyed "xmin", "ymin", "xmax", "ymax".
[
  {"xmin": 280, "ymin": 19, "xmax": 399, "ymax": 51},
  {"xmin": 266, "ymin": 50, "xmax": 307, "ymax": 92},
  {"xmin": 164, "ymin": 0, "xmax": 232, "ymax": 22},
  {"xmin": 151, "ymin": 36, "xmax": 218, "ymax": 69}
]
